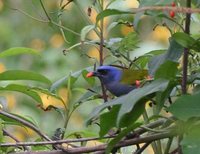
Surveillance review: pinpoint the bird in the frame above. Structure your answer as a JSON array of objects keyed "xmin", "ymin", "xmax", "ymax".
[{"xmin": 86, "ymin": 65, "xmax": 148, "ymax": 97}]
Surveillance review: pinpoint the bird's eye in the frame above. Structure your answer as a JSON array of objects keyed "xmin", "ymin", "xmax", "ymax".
[{"xmin": 97, "ymin": 69, "xmax": 108, "ymax": 75}]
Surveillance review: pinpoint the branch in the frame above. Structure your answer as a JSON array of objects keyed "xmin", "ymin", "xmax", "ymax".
[
  {"xmin": 2, "ymin": 128, "xmax": 29, "ymax": 151},
  {"xmin": 9, "ymin": 131, "xmax": 176, "ymax": 154},
  {"xmin": 130, "ymin": 6, "xmax": 200, "ymax": 14},
  {"xmin": 182, "ymin": 0, "xmax": 191, "ymax": 94},
  {"xmin": 0, "ymin": 118, "xmax": 167, "ymax": 147},
  {"xmin": 10, "ymin": 8, "xmax": 80, "ymax": 36},
  {"xmin": 39, "ymin": 0, "xmax": 51, "ymax": 21},
  {"xmin": 0, "ymin": 110, "xmax": 51, "ymax": 141}
]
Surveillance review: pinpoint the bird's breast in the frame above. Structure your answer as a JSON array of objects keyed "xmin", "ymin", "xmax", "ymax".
[{"xmin": 105, "ymin": 82, "xmax": 135, "ymax": 97}]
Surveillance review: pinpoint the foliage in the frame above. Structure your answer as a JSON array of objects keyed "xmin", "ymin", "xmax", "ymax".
[{"xmin": 1, "ymin": 0, "xmax": 200, "ymax": 154}]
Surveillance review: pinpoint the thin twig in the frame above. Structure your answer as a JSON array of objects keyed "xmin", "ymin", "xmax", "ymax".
[
  {"xmin": 11, "ymin": 8, "xmax": 80, "ymax": 36},
  {"xmin": 10, "ymin": 8, "xmax": 49, "ymax": 23},
  {"xmin": 39, "ymin": 0, "xmax": 51, "ymax": 21},
  {"xmin": 0, "ymin": 110, "xmax": 51, "ymax": 141},
  {"xmin": 3, "ymin": 128, "xmax": 29, "ymax": 151},
  {"xmin": 134, "ymin": 141, "xmax": 152, "ymax": 154}
]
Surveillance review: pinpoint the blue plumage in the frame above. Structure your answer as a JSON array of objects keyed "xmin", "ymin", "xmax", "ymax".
[{"xmin": 87, "ymin": 66, "xmax": 136, "ymax": 96}]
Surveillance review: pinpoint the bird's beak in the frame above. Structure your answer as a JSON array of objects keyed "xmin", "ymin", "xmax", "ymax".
[{"xmin": 86, "ymin": 71, "xmax": 98, "ymax": 78}]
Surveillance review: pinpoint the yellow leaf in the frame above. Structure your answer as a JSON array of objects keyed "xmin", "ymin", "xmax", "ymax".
[{"xmin": 37, "ymin": 92, "xmax": 66, "ymax": 111}]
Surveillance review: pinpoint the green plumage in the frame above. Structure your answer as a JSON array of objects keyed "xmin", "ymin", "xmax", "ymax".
[{"xmin": 120, "ymin": 69, "xmax": 148, "ymax": 85}]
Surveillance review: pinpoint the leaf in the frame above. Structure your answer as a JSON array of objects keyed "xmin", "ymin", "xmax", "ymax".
[
  {"xmin": 168, "ymin": 92, "xmax": 200, "ymax": 121},
  {"xmin": 30, "ymin": 87, "xmax": 66, "ymax": 110},
  {"xmin": 50, "ymin": 76, "xmax": 68, "ymax": 92},
  {"xmin": 119, "ymin": 99, "xmax": 146, "ymax": 127},
  {"xmin": 155, "ymin": 81, "xmax": 177, "ymax": 114},
  {"xmin": 50, "ymin": 67, "xmax": 93, "ymax": 92},
  {"xmin": 99, "ymin": 106, "xmax": 120, "ymax": 137},
  {"xmin": 148, "ymin": 38, "xmax": 184, "ymax": 76},
  {"xmin": 0, "ymin": 111, "xmax": 36, "ymax": 127},
  {"xmin": 135, "ymin": 50, "xmax": 166, "ymax": 68},
  {"xmin": 172, "ymin": 32, "xmax": 196, "ymax": 49},
  {"xmin": 75, "ymin": 86, "xmax": 102, "ymax": 106},
  {"xmin": 82, "ymin": 70, "xmax": 95, "ymax": 85},
  {"xmin": 80, "ymin": 25, "xmax": 95, "ymax": 41},
  {"xmin": 117, "ymin": 79, "xmax": 169, "ymax": 125},
  {"xmin": 181, "ymin": 124, "xmax": 200, "ymax": 154},
  {"xmin": 0, "ymin": 70, "xmax": 51, "ymax": 85},
  {"xmin": 155, "ymin": 61, "xmax": 178, "ymax": 80},
  {"xmin": 96, "ymin": 9, "xmax": 131, "ymax": 24},
  {"xmin": 87, "ymin": 79, "xmax": 169, "ymax": 125},
  {"xmin": 0, "ymin": 47, "xmax": 40, "ymax": 58},
  {"xmin": 106, "ymin": 122, "xmax": 142, "ymax": 154},
  {"xmin": 118, "ymin": 32, "xmax": 140, "ymax": 52},
  {"xmin": 0, "ymin": 84, "xmax": 42, "ymax": 103},
  {"xmin": 107, "ymin": 22, "xmax": 119, "ymax": 34}
]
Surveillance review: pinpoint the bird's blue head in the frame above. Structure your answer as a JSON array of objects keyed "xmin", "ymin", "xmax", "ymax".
[{"xmin": 87, "ymin": 65, "xmax": 122, "ymax": 85}]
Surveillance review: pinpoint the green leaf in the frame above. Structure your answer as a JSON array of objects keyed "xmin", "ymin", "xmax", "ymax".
[
  {"xmin": 155, "ymin": 81, "xmax": 177, "ymax": 114},
  {"xmin": 107, "ymin": 22, "xmax": 118, "ymax": 34},
  {"xmin": 50, "ymin": 75, "xmax": 68, "ymax": 92},
  {"xmin": 0, "ymin": 70, "xmax": 51, "ymax": 84},
  {"xmin": 181, "ymin": 124, "xmax": 200, "ymax": 154},
  {"xmin": 135, "ymin": 50, "xmax": 166, "ymax": 68},
  {"xmin": 80, "ymin": 25, "xmax": 95, "ymax": 41},
  {"xmin": 50, "ymin": 67, "xmax": 93, "ymax": 92},
  {"xmin": 0, "ymin": 84, "xmax": 42, "ymax": 103},
  {"xmin": 106, "ymin": 122, "xmax": 142, "ymax": 154},
  {"xmin": 172, "ymin": 32, "xmax": 196, "ymax": 49},
  {"xmin": 118, "ymin": 32, "xmax": 140, "ymax": 52},
  {"xmin": 119, "ymin": 99, "xmax": 146, "ymax": 127},
  {"xmin": 0, "ymin": 47, "xmax": 40, "ymax": 58},
  {"xmin": 168, "ymin": 92, "xmax": 200, "ymax": 121},
  {"xmin": 149, "ymin": 38, "xmax": 183, "ymax": 76},
  {"xmin": 82, "ymin": 70, "xmax": 95, "ymax": 85},
  {"xmin": 99, "ymin": 106, "xmax": 120, "ymax": 137},
  {"xmin": 117, "ymin": 79, "xmax": 169, "ymax": 125},
  {"xmin": 155, "ymin": 61, "xmax": 178, "ymax": 79},
  {"xmin": 96, "ymin": 9, "xmax": 131, "ymax": 24},
  {"xmin": 0, "ymin": 111, "xmax": 37, "ymax": 127},
  {"xmin": 87, "ymin": 79, "xmax": 169, "ymax": 125},
  {"xmin": 75, "ymin": 86, "xmax": 102, "ymax": 106}
]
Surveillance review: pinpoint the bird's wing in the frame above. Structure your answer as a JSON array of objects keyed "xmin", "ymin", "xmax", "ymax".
[{"xmin": 120, "ymin": 69, "xmax": 148, "ymax": 85}]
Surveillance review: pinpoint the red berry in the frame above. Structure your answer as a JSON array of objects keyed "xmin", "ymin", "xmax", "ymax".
[
  {"xmin": 169, "ymin": 11, "xmax": 175, "ymax": 18},
  {"xmin": 171, "ymin": 2, "xmax": 176, "ymax": 7}
]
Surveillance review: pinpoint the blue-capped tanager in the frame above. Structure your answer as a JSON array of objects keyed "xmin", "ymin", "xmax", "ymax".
[{"xmin": 87, "ymin": 65, "xmax": 148, "ymax": 97}]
